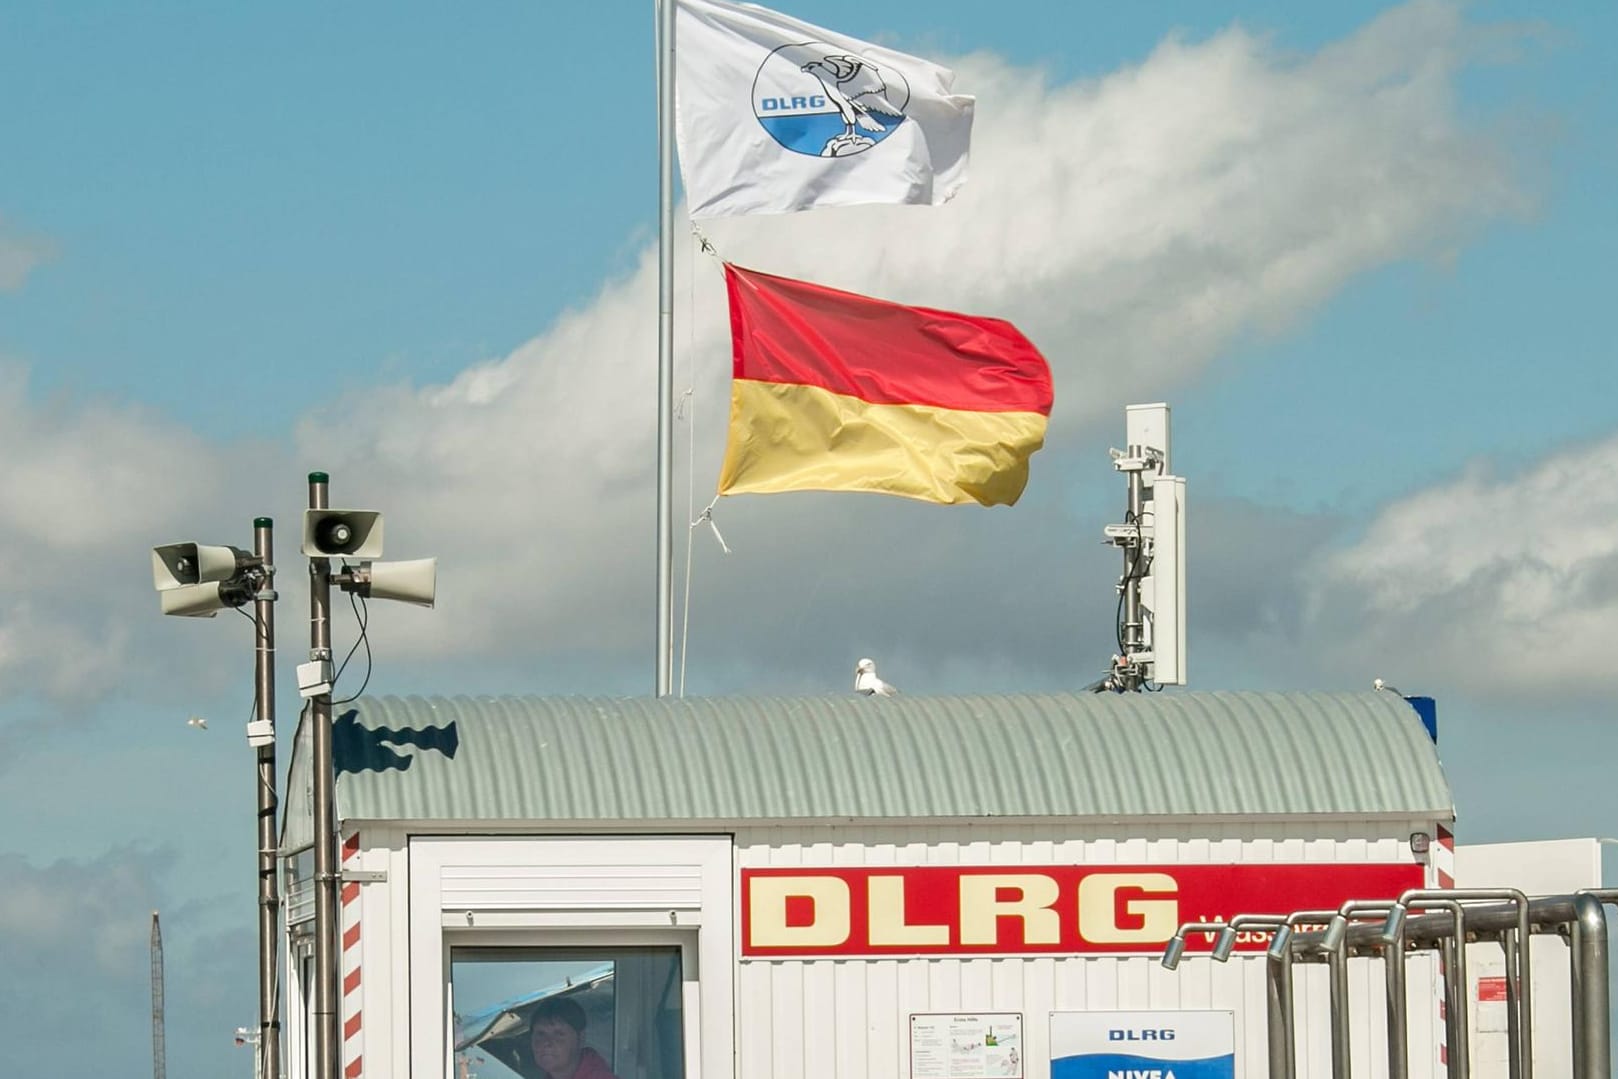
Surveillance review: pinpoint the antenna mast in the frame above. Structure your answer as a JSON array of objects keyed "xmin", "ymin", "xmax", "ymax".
[
  {"xmin": 151, "ymin": 911, "xmax": 166, "ymax": 1079},
  {"xmin": 1096, "ymin": 403, "xmax": 1187, "ymax": 692}
]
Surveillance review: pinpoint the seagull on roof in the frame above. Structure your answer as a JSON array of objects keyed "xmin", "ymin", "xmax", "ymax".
[
  {"xmin": 855, "ymin": 658, "xmax": 898, "ymax": 697},
  {"xmin": 801, "ymin": 54, "xmax": 903, "ymax": 138}
]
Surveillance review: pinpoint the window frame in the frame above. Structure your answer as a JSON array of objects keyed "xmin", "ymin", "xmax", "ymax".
[{"xmin": 406, "ymin": 835, "xmax": 734, "ymax": 1079}]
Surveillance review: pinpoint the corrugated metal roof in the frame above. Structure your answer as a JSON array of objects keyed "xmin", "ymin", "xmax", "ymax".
[{"xmin": 281, "ymin": 691, "xmax": 1452, "ymax": 851}]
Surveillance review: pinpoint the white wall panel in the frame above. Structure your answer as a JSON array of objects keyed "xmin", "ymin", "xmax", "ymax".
[
  {"xmin": 320, "ymin": 817, "xmax": 1436, "ymax": 1079},
  {"xmin": 440, "ymin": 862, "xmax": 705, "ymax": 911},
  {"xmin": 804, "ymin": 961, "xmax": 838, "ymax": 1079},
  {"xmin": 732, "ymin": 820, "xmax": 1432, "ymax": 1079},
  {"xmin": 770, "ymin": 959, "xmax": 805, "ymax": 1079},
  {"xmin": 738, "ymin": 952, "xmax": 774, "ymax": 1079},
  {"xmin": 865, "ymin": 960, "xmax": 901, "ymax": 1079}
]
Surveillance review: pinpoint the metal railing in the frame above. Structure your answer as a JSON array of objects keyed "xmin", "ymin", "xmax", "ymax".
[{"xmin": 1163, "ymin": 888, "xmax": 1613, "ymax": 1078}]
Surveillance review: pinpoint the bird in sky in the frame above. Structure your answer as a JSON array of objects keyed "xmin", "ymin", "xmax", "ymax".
[
  {"xmin": 800, "ymin": 55, "xmax": 902, "ymax": 138},
  {"xmin": 187, "ymin": 716, "xmax": 208, "ymax": 730},
  {"xmin": 855, "ymin": 658, "xmax": 898, "ymax": 697}
]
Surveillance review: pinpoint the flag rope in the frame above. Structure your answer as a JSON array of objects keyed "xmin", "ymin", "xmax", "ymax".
[
  {"xmin": 692, "ymin": 224, "xmax": 722, "ymax": 261},
  {"xmin": 695, "ymin": 500, "xmax": 730, "ymax": 553},
  {"xmin": 676, "ymin": 211, "xmax": 700, "ymax": 698},
  {"xmin": 678, "ymin": 393, "xmax": 732, "ymax": 697},
  {"xmin": 678, "ymin": 387, "xmax": 696, "ymax": 698},
  {"xmin": 676, "ymin": 231, "xmax": 737, "ymax": 697}
]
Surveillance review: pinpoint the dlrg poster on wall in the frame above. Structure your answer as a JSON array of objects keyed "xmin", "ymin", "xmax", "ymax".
[
  {"xmin": 910, "ymin": 1013, "xmax": 1024, "ymax": 1078},
  {"xmin": 1050, "ymin": 1011, "xmax": 1234, "ymax": 1079}
]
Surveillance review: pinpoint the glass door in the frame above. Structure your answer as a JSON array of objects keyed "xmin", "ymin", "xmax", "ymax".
[{"xmin": 450, "ymin": 946, "xmax": 685, "ymax": 1079}]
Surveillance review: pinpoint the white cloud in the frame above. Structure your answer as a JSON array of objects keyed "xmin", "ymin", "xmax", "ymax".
[
  {"xmin": 0, "ymin": 5, "xmax": 1572, "ymax": 1067},
  {"xmin": 0, "ymin": 1, "xmax": 1534, "ymax": 708},
  {"xmin": 1300, "ymin": 432, "xmax": 1618, "ymax": 698},
  {"xmin": 290, "ymin": 0, "xmax": 1525, "ymax": 684},
  {"xmin": 0, "ymin": 365, "xmax": 263, "ymax": 705},
  {"xmin": 0, "ymin": 371, "xmax": 226, "ymax": 555},
  {"xmin": 0, "ymin": 216, "xmax": 53, "ymax": 291},
  {"xmin": 0, "ymin": 849, "xmax": 168, "ymax": 976}
]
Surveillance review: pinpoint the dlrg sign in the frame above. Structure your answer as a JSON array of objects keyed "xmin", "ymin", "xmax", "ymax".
[
  {"xmin": 1051, "ymin": 1011, "xmax": 1235, "ymax": 1079},
  {"xmin": 741, "ymin": 863, "xmax": 1421, "ymax": 957}
]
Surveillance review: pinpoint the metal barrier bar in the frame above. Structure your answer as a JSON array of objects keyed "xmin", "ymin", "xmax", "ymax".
[
  {"xmin": 1176, "ymin": 891, "xmax": 1610, "ymax": 1079},
  {"xmin": 1294, "ymin": 895, "xmax": 1591, "ymax": 1079},
  {"xmin": 1572, "ymin": 890, "xmax": 1613, "ymax": 1079},
  {"xmin": 1400, "ymin": 892, "xmax": 1473, "ymax": 1079},
  {"xmin": 1414, "ymin": 889, "xmax": 1531, "ymax": 1079},
  {"xmin": 1338, "ymin": 900, "xmax": 1408, "ymax": 1079},
  {"xmin": 1233, "ymin": 915, "xmax": 1296, "ymax": 1079},
  {"xmin": 1285, "ymin": 909, "xmax": 1350, "ymax": 1079},
  {"xmin": 1167, "ymin": 915, "xmax": 1296, "ymax": 1079}
]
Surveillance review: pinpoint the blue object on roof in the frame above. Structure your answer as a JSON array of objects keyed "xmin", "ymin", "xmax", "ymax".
[{"xmin": 1405, "ymin": 696, "xmax": 1438, "ymax": 743}]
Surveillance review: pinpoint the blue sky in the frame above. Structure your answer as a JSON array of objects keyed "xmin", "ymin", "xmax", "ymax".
[{"xmin": 1, "ymin": 2, "xmax": 1616, "ymax": 1076}]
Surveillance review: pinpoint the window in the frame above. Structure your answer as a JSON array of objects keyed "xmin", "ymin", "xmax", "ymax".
[
  {"xmin": 451, "ymin": 946, "xmax": 685, "ymax": 1079},
  {"xmin": 408, "ymin": 836, "xmax": 732, "ymax": 1079}
]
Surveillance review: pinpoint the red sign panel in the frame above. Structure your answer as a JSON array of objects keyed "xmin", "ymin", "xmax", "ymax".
[
  {"xmin": 1476, "ymin": 976, "xmax": 1509, "ymax": 1003},
  {"xmin": 742, "ymin": 863, "xmax": 1422, "ymax": 957}
]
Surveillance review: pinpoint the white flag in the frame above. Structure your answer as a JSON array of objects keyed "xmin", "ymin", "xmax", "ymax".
[{"xmin": 674, "ymin": 0, "xmax": 974, "ymax": 219}]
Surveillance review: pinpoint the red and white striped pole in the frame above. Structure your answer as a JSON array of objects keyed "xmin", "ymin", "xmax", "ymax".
[
  {"xmin": 1433, "ymin": 822, "xmax": 1456, "ymax": 890},
  {"xmin": 340, "ymin": 831, "xmax": 363, "ymax": 1079}
]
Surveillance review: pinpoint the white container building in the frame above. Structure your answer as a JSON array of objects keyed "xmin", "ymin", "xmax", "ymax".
[{"xmin": 280, "ymin": 689, "xmax": 1452, "ymax": 1079}]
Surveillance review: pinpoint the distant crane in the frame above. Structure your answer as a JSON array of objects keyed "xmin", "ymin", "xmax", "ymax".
[{"xmin": 151, "ymin": 911, "xmax": 166, "ymax": 1079}]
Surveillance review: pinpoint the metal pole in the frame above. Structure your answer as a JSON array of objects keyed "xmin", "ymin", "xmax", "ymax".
[
  {"xmin": 1385, "ymin": 925, "xmax": 1410, "ymax": 1079},
  {"xmin": 1167, "ymin": 918, "xmax": 1294, "ymax": 1077},
  {"xmin": 1569, "ymin": 907, "xmax": 1587, "ymax": 1079},
  {"xmin": 1440, "ymin": 888, "xmax": 1532, "ymax": 1079},
  {"xmin": 1230, "ymin": 914, "xmax": 1296, "ymax": 1079},
  {"xmin": 654, "ymin": 0, "xmax": 676, "ymax": 696},
  {"xmin": 1571, "ymin": 891, "xmax": 1611, "ymax": 1079},
  {"xmin": 1400, "ymin": 893, "xmax": 1471, "ymax": 1079},
  {"xmin": 253, "ymin": 517, "xmax": 281, "ymax": 1079},
  {"xmin": 1327, "ymin": 939, "xmax": 1350, "ymax": 1079},
  {"xmin": 1385, "ymin": 921, "xmax": 1408, "ymax": 1079},
  {"xmin": 1285, "ymin": 909, "xmax": 1351, "ymax": 1079},
  {"xmin": 151, "ymin": 911, "xmax": 166, "ymax": 1079},
  {"xmin": 1339, "ymin": 900, "xmax": 1409, "ymax": 1079},
  {"xmin": 1270, "ymin": 945, "xmax": 1296, "ymax": 1079},
  {"xmin": 1443, "ymin": 938, "xmax": 1469, "ymax": 1079},
  {"xmin": 1503, "ymin": 926, "xmax": 1526, "ymax": 1079},
  {"xmin": 308, "ymin": 472, "xmax": 338, "ymax": 1079}
]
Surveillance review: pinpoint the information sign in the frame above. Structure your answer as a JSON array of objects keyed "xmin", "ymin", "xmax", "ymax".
[
  {"xmin": 910, "ymin": 1013, "xmax": 1024, "ymax": 1078},
  {"xmin": 1050, "ymin": 1010, "xmax": 1233, "ymax": 1079}
]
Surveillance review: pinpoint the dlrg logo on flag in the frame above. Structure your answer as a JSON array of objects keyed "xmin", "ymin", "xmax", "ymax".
[
  {"xmin": 675, "ymin": 0, "xmax": 974, "ymax": 217},
  {"xmin": 752, "ymin": 45, "xmax": 910, "ymax": 158}
]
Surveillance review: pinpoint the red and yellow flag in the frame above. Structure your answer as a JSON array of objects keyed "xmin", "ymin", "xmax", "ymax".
[{"xmin": 718, "ymin": 265, "xmax": 1054, "ymax": 506}]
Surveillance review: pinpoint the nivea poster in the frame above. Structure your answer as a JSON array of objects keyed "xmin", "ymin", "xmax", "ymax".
[{"xmin": 1049, "ymin": 1011, "xmax": 1234, "ymax": 1079}]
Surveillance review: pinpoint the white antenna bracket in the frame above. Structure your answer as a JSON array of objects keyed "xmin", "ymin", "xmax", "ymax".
[{"xmin": 1094, "ymin": 403, "xmax": 1187, "ymax": 691}]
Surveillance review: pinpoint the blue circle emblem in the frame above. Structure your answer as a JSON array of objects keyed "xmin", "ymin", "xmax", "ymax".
[{"xmin": 751, "ymin": 42, "xmax": 911, "ymax": 158}]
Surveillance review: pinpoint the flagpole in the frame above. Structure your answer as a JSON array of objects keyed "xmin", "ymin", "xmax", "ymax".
[{"xmin": 656, "ymin": 0, "xmax": 676, "ymax": 696}]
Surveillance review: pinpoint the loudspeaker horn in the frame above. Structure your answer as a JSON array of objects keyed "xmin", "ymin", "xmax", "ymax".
[
  {"xmin": 361, "ymin": 558, "xmax": 436, "ymax": 607},
  {"xmin": 151, "ymin": 543, "xmax": 248, "ymax": 592},
  {"xmin": 159, "ymin": 580, "xmax": 249, "ymax": 618},
  {"xmin": 302, "ymin": 509, "xmax": 384, "ymax": 558}
]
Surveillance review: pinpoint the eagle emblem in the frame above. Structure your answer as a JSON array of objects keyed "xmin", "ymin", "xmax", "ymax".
[{"xmin": 752, "ymin": 42, "xmax": 911, "ymax": 158}]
